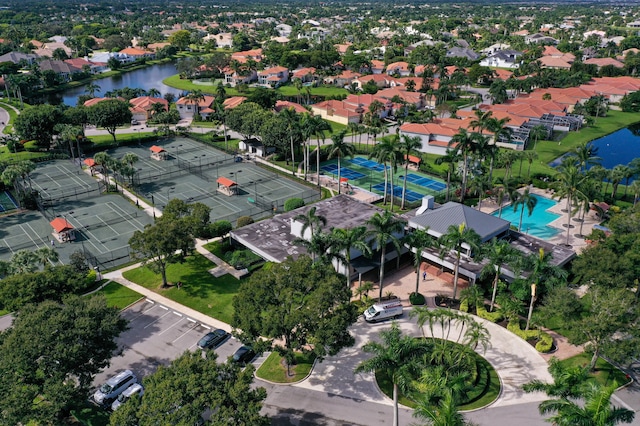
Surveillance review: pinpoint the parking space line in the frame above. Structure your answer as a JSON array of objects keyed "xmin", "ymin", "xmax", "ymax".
[
  {"xmin": 186, "ymin": 318, "xmax": 196, "ymax": 323},
  {"xmin": 173, "ymin": 312, "xmax": 182, "ymax": 317},
  {"xmin": 126, "ymin": 303, "xmax": 160, "ymax": 322},
  {"xmin": 146, "ymin": 299, "xmax": 155, "ymax": 304},
  {"xmin": 171, "ymin": 321, "xmax": 200, "ymax": 344},
  {"xmin": 200, "ymin": 324, "xmax": 210, "ymax": 330},
  {"xmin": 143, "ymin": 310, "xmax": 172, "ymax": 329},
  {"xmin": 159, "ymin": 305, "xmax": 168, "ymax": 310},
  {"xmin": 157, "ymin": 316, "xmax": 186, "ymax": 336}
]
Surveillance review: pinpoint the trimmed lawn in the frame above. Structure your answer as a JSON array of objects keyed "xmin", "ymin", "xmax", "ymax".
[
  {"xmin": 255, "ymin": 351, "xmax": 315, "ymax": 383},
  {"xmin": 88, "ymin": 131, "xmax": 156, "ymax": 148},
  {"xmin": 0, "ymin": 145, "xmax": 50, "ymax": 163},
  {"xmin": 122, "ymin": 254, "xmax": 241, "ymax": 324},
  {"xmin": 96, "ymin": 281, "xmax": 143, "ymax": 310},
  {"xmin": 558, "ymin": 353, "xmax": 631, "ymax": 388},
  {"xmin": 277, "ymin": 84, "xmax": 349, "ymax": 98}
]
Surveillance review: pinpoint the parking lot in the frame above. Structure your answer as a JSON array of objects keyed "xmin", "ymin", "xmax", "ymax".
[{"xmin": 92, "ymin": 299, "xmax": 267, "ymax": 394}]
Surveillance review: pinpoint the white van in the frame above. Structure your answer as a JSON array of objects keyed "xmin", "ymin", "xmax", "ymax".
[
  {"xmin": 364, "ymin": 301, "xmax": 403, "ymax": 323},
  {"xmin": 111, "ymin": 383, "xmax": 144, "ymax": 411},
  {"xmin": 93, "ymin": 370, "xmax": 137, "ymax": 406}
]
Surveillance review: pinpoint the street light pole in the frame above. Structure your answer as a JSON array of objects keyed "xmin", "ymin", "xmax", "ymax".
[{"xmin": 526, "ymin": 283, "xmax": 536, "ymax": 331}]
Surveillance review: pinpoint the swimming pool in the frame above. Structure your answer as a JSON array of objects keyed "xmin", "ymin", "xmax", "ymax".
[{"xmin": 492, "ymin": 195, "xmax": 561, "ymax": 239}]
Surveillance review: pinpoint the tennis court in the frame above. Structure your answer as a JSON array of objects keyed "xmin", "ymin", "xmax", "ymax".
[
  {"xmin": 0, "ymin": 191, "xmax": 18, "ymax": 212},
  {"xmin": 27, "ymin": 160, "xmax": 101, "ymax": 205},
  {"xmin": 372, "ymin": 183, "xmax": 425, "ymax": 202},
  {"xmin": 405, "ymin": 173, "xmax": 447, "ymax": 191},
  {"xmin": 320, "ymin": 155, "xmax": 448, "ymax": 201},
  {"xmin": 320, "ymin": 164, "xmax": 366, "ymax": 180},
  {"xmin": 349, "ymin": 157, "xmax": 388, "ymax": 172},
  {"xmin": 109, "ymin": 138, "xmax": 320, "ymax": 223}
]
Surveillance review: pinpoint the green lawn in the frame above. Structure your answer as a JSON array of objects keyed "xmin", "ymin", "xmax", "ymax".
[
  {"xmin": 255, "ymin": 351, "xmax": 315, "ymax": 383},
  {"xmin": 558, "ymin": 353, "xmax": 631, "ymax": 388},
  {"xmin": 277, "ymin": 84, "xmax": 348, "ymax": 98},
  {"xmin": 96, "ymin": 281, "xmax": 143, "ymax": 310},
  {"xmin": 122, "ymin": 254, "xmax": 242, "ymax": 324},
  {"xmin": 88, "ymin": 131, "xmax": 157, "ymax": 148},
  {"xmin": 0, "ymin": 145, "xmax": 49, "ymax": 163}
]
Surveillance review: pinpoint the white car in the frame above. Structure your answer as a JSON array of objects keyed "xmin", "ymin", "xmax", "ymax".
[{"xmin": 111, "ymin": 383, "xmax": 144, "ymax": 411}]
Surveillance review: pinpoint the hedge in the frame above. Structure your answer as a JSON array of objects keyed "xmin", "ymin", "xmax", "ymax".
[
  {"xmin": 507, "ymin": 320, "xmax": 554, "ymax": 353},
  {"xmin": 476, "ymin": 304, "xmax": 503, "ymax": 323},
  {"xmin": 409, "ymin": 292, "xmax": 425, "ymax": 305},
  {"xmin": 284, "ymin": 198, "xmax": 305, "ymax": 211}
]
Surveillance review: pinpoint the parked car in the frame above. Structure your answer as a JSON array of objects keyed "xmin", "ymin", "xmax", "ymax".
[
  {"xmin": 93, "ymin": 370, "xmax": 137, "ymax": 406},
  {"xmin": 111, "ymin": 383, "xmax": 144, "ymax": 411},
  {"xmin": 231, "ymin": 346, "xmax": 256, "ymax": 364},
  {"xmin": 131, "ymin": 119, "xmax": 139, "ymax": 125},
  {"xmin": 197, "ymin": 329, "xmax": 229, "ymax": 349}
]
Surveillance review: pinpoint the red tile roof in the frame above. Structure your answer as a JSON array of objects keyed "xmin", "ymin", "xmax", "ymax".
[
  {"xmin": 50, "ymin": 217, "xmax": 73, "ymax": 233},
  {"xmin": 217, "ymin": 177, "xmax": 237, "ymax": 187},
  {"xmin": 150, "ymin": 145, "xmax": 165, "ymax": 153}
]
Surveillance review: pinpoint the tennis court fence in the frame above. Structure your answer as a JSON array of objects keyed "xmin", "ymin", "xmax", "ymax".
[
  {"xmin": 124, "ymin": 155, "xmax": 236, "ymax": 187},
  {"xmin": 82, "ymin": 245, "xmax": 133, "ymax": 270}
]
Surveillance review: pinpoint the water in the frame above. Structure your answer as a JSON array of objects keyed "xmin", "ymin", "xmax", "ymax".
[
  {"xmin": 59, "ymin": 62, "xmax": 182, "ymax": 106},
  {"xmin": 549, "ymin": 125, "xmax": 640, "ymax": 180},
  {"xmin": 492, "ymin": 195, "xmax": 561, "ymax": 240}
]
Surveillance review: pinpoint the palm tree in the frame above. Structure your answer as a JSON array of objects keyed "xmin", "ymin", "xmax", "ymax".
[
  {"xmin": 332, "ymin": 226, "xmax": 372, "ymax": 288},
  {"xmin": 538, "ymin": 382, "xmax": 634, "ymax": 426},
  {"xmin": 470, "ymin": 109, "xmax": 493, "ymax": 133},
  {"xmin": 609, "ymin": 165, "xmax": 630, "ymax": 199},
  {"xmin": 93, "ymin": 151, "xmax": 113, "ymax": 188},
  {"xmin": 448, "ymin": 129, "xmax": 477, "ymax": 202},
  {"xmin": 553, "ymin": 161, "xmax": 587, "ymax": 245},
  {"xmin": 215, "ymin": 81, "xmax": 227, "ymax": 102},
  {"xmin": 34, "ymin": 246, "xmax": 59, "ymax": 267},
  {"xmin": 413, "ymin": 388, "xmax": 470, "ymax": 426},
  {"xmin": 366, "ymin": 211, "xmax": 405, "ymax": 301},
  {"xmin": 403, "ymin": 228, "xmax": 436, "ymax": 295},
  {"xmin": 327, "ymin": 130, "xmax": 355, "ymax": 195},
  {"xmin": 438, "ymin": 224, "xmax": 481, "ymax": 300},
  {"xmin": 435, "ymin": 149, "xmax": 461, "ymax": 202},
  {"xmin": 294, "ymin": 231, "xmax": 344, "ymax": 266},
  {"xmin": 528, "ymin": 124, "xmax": 548, "ymax": 151},
  {"xmin": 480, "ymin": 238, "xmax": 521, "ymax": 311},
  {"xmin": 9, "ymin": 249, "xmax": 39, "ymax": 274},
  {"xmin": 281, "ymin": 107, "xmax": 302, "ymax": 174},
  {"xmin": 467, "ymin": 174, "xmax": 491, "ymax": 210},
  {"xmin": 572, "ymin": 140, "xmax": 602, "ymax": 173},
  {"xmin": 494, "ymin": 176, "xmax": 517, "ymax": 218},
  {"xmin": 399, "ymin": 135, "xmax": 422, "ymax": 210},
  {"xmin": 370, "ymin": 134, "xmax": 401, "ymax": 206},
  {"xmin": 84, "ymin": 82, "xmax": 101, "ymax": 97},
  {"xmin": 293, "ymin": 206, "xmax": 327, "ymax": 239},
  {"xmin": 354, "ymin": 323, "xmax": 428, "ymax": 426},
  {"xmin": 147, "ymin": 88, "xmax": 161, "ymax": 98},
  {"xmin": 301, "ymin": 114, "xmax": 325, "ymax": 181},
  {"xmin": 512, "ymin": 187, "xmax": 538, "ymax": 232},
  {"xmin": 523, "ymin": 357, "xmax": 590, "ymax": 399},
  {"xmin": 185, "ymin": 89, "xmax": 206, "ymax": 117},
  {"xmin": 500, "ymin": 150, "xmax": 520, "ymax": 180},
  {"xmin": 121, "ymin": 152, "xmax": 139, "ymax": 175},
  {"xmin": 523, "ymin": 151, "xmax": 539, "ymax": 179},
  {"xmin": 524, "ymin": 248, "xmax": 568, "ymax": 310},
  {"xmin": 309, "ymin": 115, "xmax": 331, "ymax": 188},
  {"xmin": 631, "ymin": 180, "xmax": 640, "ymax": 207}
]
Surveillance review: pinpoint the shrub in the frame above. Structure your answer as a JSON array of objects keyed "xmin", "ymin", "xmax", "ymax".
[
  {"xmin": 84, "ymin": 269, "xmax": 97, "ymax": 288},
  {"xmin": 236, "ymin": 216, "xmax": 254, "ymax": 228},
  {"xmin": 409, "ymin": 292, "xmax": 425, "ymax": 305},
  {"xmin": 24, "ymin": 141, "xmax": 39, "ymax": 152},
  {"xmin": 460, "ymin": 298, "xmax": 469, "ymax": 312},
  {"xmin": 507, "ymin": 320, "xmax": 554, "ymax": 353},
  {"xmin": 284, "ymin": 198, "xmax": 305, "ymax": 212},
  {"xmin": 476, "ymin": 304, "xmax": 503, "ymax": 323},
  {"xmin": 208, "ymin": 220, "xmax": 232, "ymax": 238}
]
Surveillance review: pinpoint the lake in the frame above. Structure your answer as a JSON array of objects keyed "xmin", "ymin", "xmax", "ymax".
[
  {"xmin": 549, "ymin": 124, "xmax": 640, "ymax": 176},
  {"xmin": 58, "ymin": 62, "xmax": 182, "ymax": 106}
]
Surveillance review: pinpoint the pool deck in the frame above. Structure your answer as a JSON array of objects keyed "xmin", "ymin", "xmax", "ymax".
[{"xmin": 478, "ymin": 186, "xmax": 598, "ymax": 254}]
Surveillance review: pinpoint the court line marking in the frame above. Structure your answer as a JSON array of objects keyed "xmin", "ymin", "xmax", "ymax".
[
  {"xmin": 105, "ymin": 201, "xmax": 149, "ymax": 230},
  {"xmin": 19, "ymin": 224, "xmax": 43, "ymax": 251}
]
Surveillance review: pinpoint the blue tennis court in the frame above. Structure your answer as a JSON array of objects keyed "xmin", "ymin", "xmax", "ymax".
[
  {"xmin": 372, "ymin": 183, "xmax": 424, "ymax": 202},
  {"xmin": 405, "ymin": 173, "xmax": 447, "ymax": 191},
  {"xmin": 321, "ymin": 164, "xmax": 366, "ymax": 180},
  {"xmin": 349, "ymin": 157, "xmax": 388, "ymax": 172},
  {"xmin": 0, "ymin": 191, "xmax": 19, "ymax": 212}
]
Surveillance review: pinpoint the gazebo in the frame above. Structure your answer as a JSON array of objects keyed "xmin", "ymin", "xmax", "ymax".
[
  {"xmin": 216, "ymin": 176, "xmax": 238, "ymax": 196},
  {"xmin": 404, "ymin": 154, "xmax": 422, "ymax": 170},
  {"xmin": 83, "ymin": 158, "xmax": 99, "ymax": 175},
  {"xmin": 50, "ymin": 217, "xmax": 76, "ymax": 242},
  {"xmin": 150, "ymin": 145, "xmax": 168, "ymax": 161}
]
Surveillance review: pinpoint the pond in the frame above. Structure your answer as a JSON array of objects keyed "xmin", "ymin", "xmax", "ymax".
[
  {"xmin": 549, "ymin": 123, "xmax": 640, "ymax": 178},
  {"xmin": 57, "ymin": 62, "xmax": 182, "ymax": 106}
]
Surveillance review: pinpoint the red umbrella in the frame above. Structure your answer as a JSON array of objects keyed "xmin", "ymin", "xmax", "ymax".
[{"xmin": 340, "ymin": 177, "xmax": 349, "ymax": 182}]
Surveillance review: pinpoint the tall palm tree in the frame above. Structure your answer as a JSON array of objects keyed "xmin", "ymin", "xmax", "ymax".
[
  {"xmin": 494, "ymin": 176, "xmax": 517, "ymax": 218},
  {"xmin": 332, "ymin": 226, "xmax": 372, "ymax": 288},
  {"xmin": 538, "ymin": 382, "xmax": 634, "ymax": 426},
  {"xmin": 512, "ymin": 187, "xmax": 538, "ymax": 232},
  {"xmin": 523, "ymin": 151, "xmax": 539, "ymax": 179},
  {"xmin": 528, "ymin": 124, "xmax": 548, "ymax": 151},
  {"xmin": 438, "ymin": 224, "xmax": 481, "ymax": 300},
  {"xmin": 467, "ymin": 174, "xmax": 491, "ymax": 211},
  {"xmin": 309, "ymin": 115, "xmax": 331, "ymax": 188},
  {"xmin": 294, "ymin": 231, "xmax": 344, "ymax": 266},
  {"xmin": 470, "ymin": 109, "xmax": 493, "ymax": 133},
  {"xmin": 366, "ymin": 211, "xmax": 405, "ymax": 301},
  {"xmin": 354, "ymin": 324, "xmax": 428, "ymax": 426},
  {"xmin": 301, "ymin": 114, "xmax": 325, "ymax": 181},
  {"xmin": 413, "ymin": 388, "xmax": 470, "ymax": 426},
  {"xmin": 327, "ymin": 130, "xmax": 355, "ymax": 195},
  {"xmin": 147, "ymin": 88, "xmax": 161, "ymax": 98},
  {"xmin": 281, "ymin": 107, "xmax": 302, "ymax": 174},
  {"xmin": 524, "ymin": 248, "xmax": 568, "ymax": 308},
  {"xmin": 480, "ymin": 238, "xmax": 521, "ymax": 311},
  {"xmin": 631, "ymin": 180, "xmax": 640, "ymax": 207},
  {"xmin": 448, "ymin": 129, "xmax": 477, "ymax": 202},
  {"xmin": 572, "ymin": 141, "xmax": 602, "ymax": 173},
  {"xmin": 609, "ymin": 165, "xmax": 630, "ymax": 199},
  {"xmin": 500, "ymin": 150, "xmax": 520, "ymax": 180},
  {"xmin": 185, "ymin": 89, "xmax": 206, "ymax": 117},
  {"xmin": 93, "ymin": 151, "xmax": 113, "ymax": 188},
  {"xmin": 9, "ymin": 249, "xmax": 39, "ymax": 275},
  {"xmin": 369, "ymin": 134, "xmax": 400, "ymax": 204},
  {"xmin": 399, "ymin": 135, "xmax": 422, "ymax": 210},
  {"xmin": 403, "ymin": 228, "xmax": 436, "ymax": 295},
  {"xmin": 84, "ymin": 82, "xmax": 101, "ymax": 98},
  {"xmin": 435, "ymin": 149, "xmax": 461, "ymax": 202},
  {"xmin": 553, "ymin": 161, "xmax": 587, "ymax": 245},
  {"xmin": 293, "ymin": 206, "xmax": 327, "ymax": 239}
]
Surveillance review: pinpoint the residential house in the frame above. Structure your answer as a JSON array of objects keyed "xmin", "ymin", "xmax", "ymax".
[
  {"xmin": 291, "ymin": 67, "xmax": 317, "ymax": 83},
  {"xmin": 480, "ymin": 43, "xmax": 510, "ymax": 55},
  {"xmin": 386, "ymin": 61, "xmax": 411, "ymax": 77},
  {"xmin": 224, "ymin": 67, "xmax": 258, "ymax": 87},
  {"xmin": 89, "ymin": 51, "xmax": 130, "ymax": 65},
  {"xmin": 274, "ymin": 100, "xmax": 308, "ymax": 114},
  {"xmin": 370, "ymin": 60, "xmax": 386, "ymax": 74},
  {"xmin": 119, "ymin": 47, "xmax": 155, "ymax": 61},
  {"xmin": 176, "ymin": 94, "xmax": 215, "ymax": 119},
  {"xmin": 399, "ymin": 118, "xmax": 494, "ymax": 155},
  {"xmin": 147, "ymin": 42, "xmax": 171, "ymax": 52},
  {"xmin": 525, "ymin": 33, "xmax": 558, "ymax": 44},
  {"xmin": 203, "ymin": 32, "xmax": 233, "ymax": 48},
  {"xmin": 275, "ymin": 23, "xmax": 292, "ymax": 37},
  {"xmin": 238, "ymin": 138, "xmax": 275, "ymax": 158},
  {"xmin": 0, "ymin": 51, "xmax": 38, "ymax": 65},
  {"xmin": 324, "ymin": 70, "xmax": 361, "ymax": 87},
  {"xmin": 38, "ymin": 59, "xmax": 82, "ymax": 81},
  {"xmin": 310, "ymin": 99, "xmax": 362, "ymax": 125},
  {"xmin": 129, "ymin": 96, "xmax": 168, "ymax": 121},
  {"xmin": 257, "ymin": 66, "xmax": 289, "ymax": 87},
  {"xmin": 376, "ymin": 87, "xmax": 426, "ymax": 110},
  {"xmin": 480, "ymin": 49, "xmax": 523, "ymax": 69},
  {"xmin": 446, "ymin": 47, "xmax": 479, "ymax": 61},
  {"xmin": 231, "ymin": 49, "xmax": 263, "ymax": 63},
  {"xmin": 353, "ymin": 74, "xmax": 401, "ymax": 91},
  {"xmin": 64, "ymin": 57, "xmax": 107, "ymax": 74},
  {"xmin": 223, "ymin": 96, "xmax": 247, "ymax": 110},
  {"xmin": 583, "ymin": 57, "xmax": 624, "ymax": 70}
]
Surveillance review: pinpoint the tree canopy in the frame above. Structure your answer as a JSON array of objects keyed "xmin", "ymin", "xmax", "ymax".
[{"xmin": 87, "ymin": 99, "xmax": 132, "ymax": 144}]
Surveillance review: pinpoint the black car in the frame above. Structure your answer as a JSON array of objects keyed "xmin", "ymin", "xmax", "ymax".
[
  {"xmin": 231, "ymin": 345, "xmax": 256, "ymax": 364},
  {"xmin": 197, "ymin": 329, "xmax": 229, "ymax": 349}
]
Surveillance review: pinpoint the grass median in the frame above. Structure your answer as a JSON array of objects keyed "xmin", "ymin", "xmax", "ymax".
[
  {"xmin": 122, "ymin": 253, "xmax": 241, "ymax": 324},
  {"xmin": 558, "ymin": 353, "xmax": 631, "ymax": 388}
]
